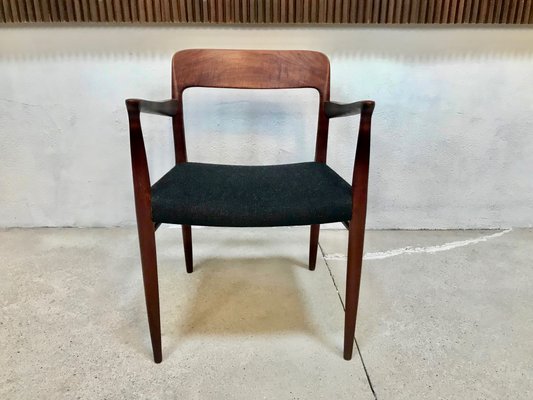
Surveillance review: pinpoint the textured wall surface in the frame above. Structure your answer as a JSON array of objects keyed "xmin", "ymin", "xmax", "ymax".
[{"xmin": 0, "ymin": 26, "xmax": 532, "ymax": 228}]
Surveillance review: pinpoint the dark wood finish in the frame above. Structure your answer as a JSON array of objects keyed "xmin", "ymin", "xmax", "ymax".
[
  {"xmin": 182, "ymin": 224, "xmax": 193, "ymax": 273},
  {"xmin": 309, "ymin": 224, "xmax": 320, "ymax": 271},
  {"xmin": 126, "ymin": 99, "xmax": 163, "ymax": 363},
  {"xmin": 327, "ymin": 99, "xmax": 374, "ymax": 359},
  {"xmin": 343, "ymin": 101, "xmax": 375, "ymax": 360},
  {"xmin": 171, "ymin": 49, "xmax": 331, "ymax": 165},
  {"xmin": 127, "ymin": 49, "xmax": 375, "ymax": 363}
]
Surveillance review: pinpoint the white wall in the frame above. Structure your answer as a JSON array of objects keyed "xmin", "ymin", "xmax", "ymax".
[{"xmin": 0, "ymin": 26, "xmax": 532, "ymax": 229}]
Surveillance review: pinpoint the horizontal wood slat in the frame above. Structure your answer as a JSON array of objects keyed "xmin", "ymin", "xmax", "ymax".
[{"xmin": 1, "ymin": 0, "xmax": 531, "ymax": 23}]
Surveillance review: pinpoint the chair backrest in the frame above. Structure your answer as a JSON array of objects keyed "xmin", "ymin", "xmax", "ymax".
[{"xmin": 170, "ymin": 49, "xmax": 331, "ymax": 163}]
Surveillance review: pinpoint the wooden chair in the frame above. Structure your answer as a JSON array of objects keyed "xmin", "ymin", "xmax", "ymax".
[{"xmin": 126, "ymin": 49, "xmax": 375, "ymax": 363}]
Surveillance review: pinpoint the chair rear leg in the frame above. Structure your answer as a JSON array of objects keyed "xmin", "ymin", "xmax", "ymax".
[
  {"xmin": 182, "ymin": 225, "xmax": 193, "ymax": 273},
  {"xmin": 309, "ymin": 224, "xmax": 320, "ymax": 271},
  {"xmin": 138, "ymin": 223, "xmax": 162, "ymax": 363},
  {"xmin": 343, "ymin": 222, "xmax": 365, "ymax": 360}
]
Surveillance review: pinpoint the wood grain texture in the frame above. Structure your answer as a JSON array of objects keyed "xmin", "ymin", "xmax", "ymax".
[
  {"xmin": 171, "ymin": 49, "xmax": 330, "ymax": 163},
  {"xmin": 1, "ymin": 0, "xmax": 531, "ymax": 22}
]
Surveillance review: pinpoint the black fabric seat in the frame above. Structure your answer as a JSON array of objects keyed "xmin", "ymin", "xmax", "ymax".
[{"xmin": 151, "ymin": 162, "xmax": 352, "ymax": 227}]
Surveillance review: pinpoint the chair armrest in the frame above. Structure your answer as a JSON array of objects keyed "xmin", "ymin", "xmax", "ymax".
[
  {"xmin": 344, "ymin": 100, "xmax": 375, "ymax": 233},
  {"xmin": 324, "ymin": 100, "xmax": 375, "ymax": 119},
  {"xmin": 125, "ymin": 98, "xmax": 178, "ymax": 185},
  {"xmin": 126, "ymin": 98, "xmax": 179, "ymax": 117},
  {"xmin": 330, "ymin": 100, "xmax": 375, "ymax": 230},
  {"xmin": 126, "ymin": 99, "xmax": 178, "ymax": 223}
]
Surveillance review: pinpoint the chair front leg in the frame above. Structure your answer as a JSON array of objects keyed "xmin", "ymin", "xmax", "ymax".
[
  {"xmin": 343, "ymin": 214, "xmax": 365, "ymax": 360},
  {"xmin": 137, "ymin": 218, "xmax": 162, "ymax": 363},
  {"xmin": 181, "ymin": 224, "xmax": 193, "ymax": 273},
  {"xmin": 309, "ymin": 224, "xmax": 320, "ymax": 271}
]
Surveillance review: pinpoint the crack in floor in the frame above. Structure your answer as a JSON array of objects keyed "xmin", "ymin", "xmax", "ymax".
[
  {"xmin": 323, "ymin": 228, "xmax": 513, "ymax": 261},
  {"xmin": 318, "ymin": 242, "xmax": 378, "ymax": 400}
]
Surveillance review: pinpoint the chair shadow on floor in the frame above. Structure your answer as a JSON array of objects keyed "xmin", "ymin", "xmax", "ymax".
[{"xmin": 160, "ymin": 256, "xmax": 341, "ymax": 359}]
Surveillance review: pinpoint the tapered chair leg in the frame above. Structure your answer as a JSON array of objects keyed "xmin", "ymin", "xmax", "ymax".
[
  {"xmin": 137, "ymin": 223, "xmax": 162, "ymax": 363},
  {"xmin": 309, "ymin": 224, "xmax": 320, "ymax": 271},
  {"xmin": 343, "ymin": 222, "xmax": 365, "ymax": 360},
  {"xmin": 182, "ymin": 224, "xmax": 193, "ymax": 273}
]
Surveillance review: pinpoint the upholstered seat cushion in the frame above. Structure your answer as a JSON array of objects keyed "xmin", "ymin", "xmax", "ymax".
[{"xmin": 150, "ymin": 162, "xmax": 352, "ymax": 227}]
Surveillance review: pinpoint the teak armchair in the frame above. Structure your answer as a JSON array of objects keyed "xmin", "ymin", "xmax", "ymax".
[{"xmin": 126, "ymin": 49, "xmax": 375, "ymax": 363}]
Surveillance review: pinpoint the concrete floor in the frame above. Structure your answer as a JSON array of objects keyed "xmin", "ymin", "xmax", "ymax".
[{"xmin": 0, "ymin": 227, "xmax": 531, "ymax": 399}]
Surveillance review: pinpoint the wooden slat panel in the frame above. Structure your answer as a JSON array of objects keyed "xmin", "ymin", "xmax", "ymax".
[
  {"xmin": 409, "ymin": 0, "xmax": 419, "ymax": 22},
  {"xmin": 325, "ymin": 0, "xmax": 332, "ymax": 22},
  {"xmin": 89, "ymin": 0, "xmax": 99, "ymax": 21},
  {"xmin": 464, "ymin": 0, "xmax": 472, "ymax": 22},
  {"xmin": 265, "ymin": 0, "xmax": 272, "ymax": 23},
  {"xmin": 378, "ymin": 0, "xmax": 387, "ymax": 22},
  {"xmin": 4, "ymin": 0, "xmax": 13, "ymax": 22},
  {"xmin": 395, "ymin": 0, "xmax": 402, "ymax": 22},
  {"xmin": 310, "ymin": 0, "xmax": 317, "ymax": 22},
  {"xmin": 225, "ymin": 0, "xmax": 231, "ymax": 21},
  {"xmin": 47, "ymin": 0, "xmax": 57, "ymax": 21},
  {"xmin": 97, "ymin": 0, "xmax": 106, "ymax": 20},
  {"xmin": 272, "ymin": 0, "xmax": 279, "ymax": 22},
  {"xmin": 365, "ymin": 0, "xmax": 372, "ymax": 21},
  {"xmin": 25, "ymin": 0, "xmax": 34, "ymax": 21},
  {"xmin": 279, "ymin": 0, "xmax": 286, "ymax": 22},
  {"xmin": 56, "ymin": 0, "xmax": 65, "ymax": 21},
  {"xmin": 387, "ymin": 0, "xmax": 396, "ymax": 22},
  {"xmin": 179, "ymin": 0, "xmax": 186, "ymax": 21},
  {"xmin": 333, "ymin": 0, "xmax": 340, "ymax": 22},
  {"xmin": 508, "ymin": 0, "xmax": 518, "ymax": 22},
  {"xmin": 440, "ymin": 0, "xmax": 448, "ymax": 21},
  {"xmin": 484, "ymin": 0, "xmax": 494, "ymax": 21},
  {"xmin": 303, "ymin": 0, "xmax": 309, "ymax": 22},
  {"xmin": 372, "ymin": 0, "xmax": 379, "ymax": 21},
  {"xmin": 250, "ymin": 0, "xmax": 255, "ymax": 22},
  {"xmin": 160, "ymin": 0, "xmax": 169, "ymax": 21},
  {"xmin": 79, "ymin": 0, "xmax": 88, "ymax": 21},
  {"xmin": 478, "ymin": 0, "xmax": 488, "ymax": 22},
  {"xmin": 515, "ymin": 0, "xmax": 524, "ymax": 22},
  {"xmin": 207, "ymin": 0, "xmax": 214, "ymax": 21},
  {"xmin": 520, "ymin": 0, "xmax": 533, "ymax": 24},
  {"xmin": 32, "ymin": 0, "xmax": 42, "ymax": 20},
  {"xmin": 472, "ymin": 0, "xmax": 481, "ymax": 22},
  {"xmin": 456, "ymin": 0, "xmax": 465, "ymax": 21},
  {"xmin": 193, "ymin": 0, "xmax": 201, "ymax": 21},
  {"xmin": 17, "ymin": 0, "xmax": 27, "ymax": 21},
  {"xmin": 448, "ymin": 0, "xmax": 458, "ymax": 22},
  {"xmin": 104, "ymin": 0, "xmax": 113, "ymax": 21},
  {"xmin": 154, "ymin": 0, "xmax": 162, "ymax": 21},
  {"xmin": 493, "ymin": 0, "xmax": 501, "ymax": 22},
  {"xmin": 402, "ymin": 0, "xmax": 411, "ymax": 22},
  {"xmin": 501, "ymin": 0, "xmax": 511, "ymax": 22},
  {"xmin": 1, "ymin": 0, "xmax": 532, "ymax": 23}
]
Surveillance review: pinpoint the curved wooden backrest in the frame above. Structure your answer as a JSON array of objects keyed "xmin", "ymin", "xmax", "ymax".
[
  {"xmin": 172, "ymin": 49, "xmax": 330, "ymax": 94},
  {"xmin": 170, "ymin": 49, "xmax": 331, "ymax": 164}
]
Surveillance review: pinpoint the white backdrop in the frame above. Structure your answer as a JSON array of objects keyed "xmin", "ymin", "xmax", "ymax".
[{"xmin": 0, "ymin": 26, "xmax": 532, "ymax": 228}]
